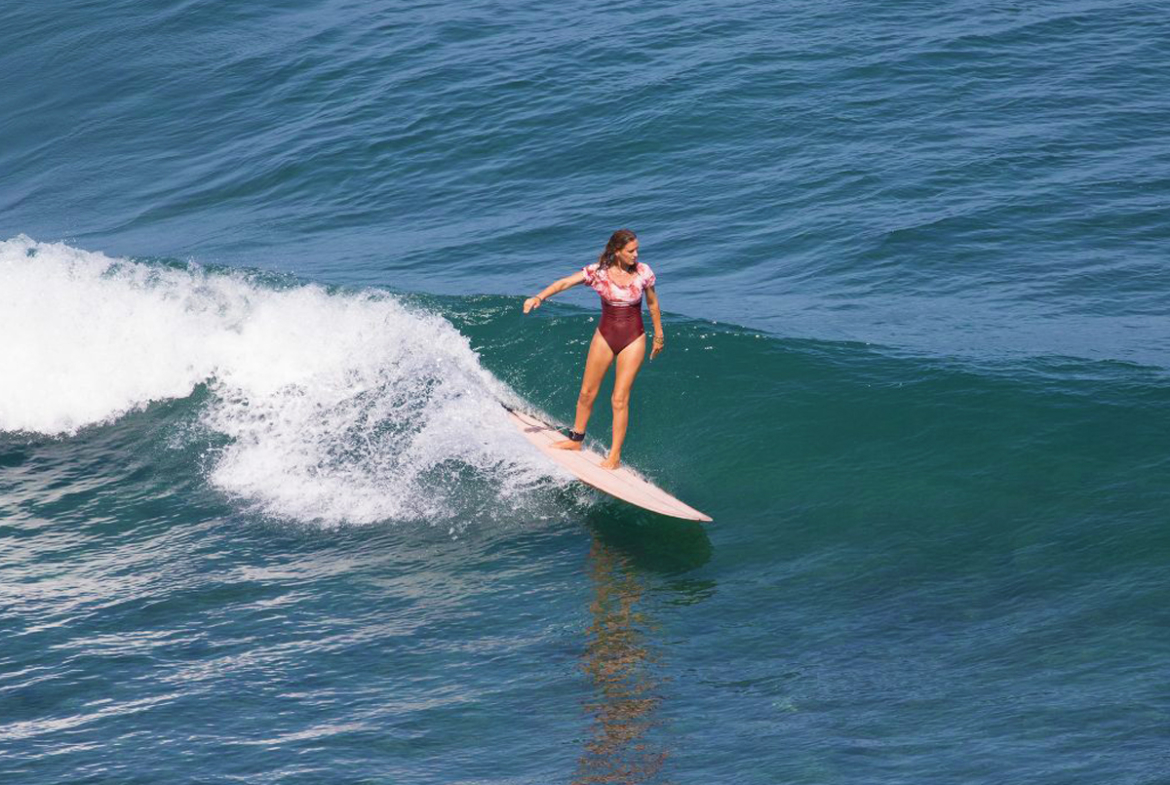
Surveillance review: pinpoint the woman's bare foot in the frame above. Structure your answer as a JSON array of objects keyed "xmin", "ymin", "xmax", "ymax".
[
  {"xmin": 552, "ymin": 439, "xmax": 583, "ymax": 451},
  {"xmin": 599, "ymin": 454, "xmax": 621, "ymax": 470}
]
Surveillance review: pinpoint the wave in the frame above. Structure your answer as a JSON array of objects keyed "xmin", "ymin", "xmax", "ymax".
[
  {"xmin": 0, "ymin": 236, "xmax": 560, "ymax": 524},
  {"xmin": 5, "ymin": 236, "xmax": 1167, "ymax": 534}
]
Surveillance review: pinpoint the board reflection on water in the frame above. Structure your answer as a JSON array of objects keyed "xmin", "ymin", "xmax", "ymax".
[{"xmin": 575, "ymin": 511, "xmax": 713, "ymax": 784}]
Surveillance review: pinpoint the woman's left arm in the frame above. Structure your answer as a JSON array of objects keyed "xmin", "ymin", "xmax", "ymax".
[{"xmin": 645, "ymin": 286, "xmax": 665, "ymax": 359}]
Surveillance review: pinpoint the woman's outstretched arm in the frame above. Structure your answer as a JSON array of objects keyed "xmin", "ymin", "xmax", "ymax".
[
  {"xmin": 523, "ymin": 270, "xmax": 587, "ymax": 313},
  {"xmin": 645, "ymin": 286, "xmax": 665, "ymax": 359}
]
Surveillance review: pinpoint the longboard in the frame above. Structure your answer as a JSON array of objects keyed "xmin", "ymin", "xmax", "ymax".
[{"xmin": 505, "ymin": 407, "xmax": 712, "ymax": 522}]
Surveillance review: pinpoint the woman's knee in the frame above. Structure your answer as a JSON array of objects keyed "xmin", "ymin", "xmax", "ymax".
[
  {"xmin": 579, "ymin": 387, "xmax": 599, "ymax": 406},
  {"xmin": 610, "ymin": 393, "xmax": 629, "ymax": 412}
]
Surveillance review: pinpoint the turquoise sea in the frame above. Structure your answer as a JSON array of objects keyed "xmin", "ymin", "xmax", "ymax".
[{"xmin": 2, "ymin": 1, "xmax": 1169, "ymax": 782}]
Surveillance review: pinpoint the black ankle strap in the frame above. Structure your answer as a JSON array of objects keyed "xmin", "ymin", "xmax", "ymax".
[{"xmin": 567, "ymin": 429, "xmax": 585, "ymax": 442}]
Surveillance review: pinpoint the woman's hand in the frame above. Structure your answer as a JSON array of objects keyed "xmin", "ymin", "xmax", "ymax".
[
  {"xmin": 651, "ymin": 334, "xmax": 665, "ymax": 359},
  {"xmin": 523, "ymin": 296, "xmax": 543, "ymax": 314}
]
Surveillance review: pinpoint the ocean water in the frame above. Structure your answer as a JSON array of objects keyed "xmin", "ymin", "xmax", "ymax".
[{"xmin": 2, "ymin": 1, "xmax": 1168, "ymax": 783}]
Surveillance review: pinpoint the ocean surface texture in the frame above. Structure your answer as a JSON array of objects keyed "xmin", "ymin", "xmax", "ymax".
[{"xmin": 2, "ymin": 1, "xmax": 1168, "ymax": 783}]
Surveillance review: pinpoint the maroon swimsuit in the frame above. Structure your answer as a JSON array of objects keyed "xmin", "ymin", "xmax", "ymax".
[
  {"xmin": 599, "ymin": 300, "xmax": 645, "ymax": 354},
  {"xmin": 581, "ymin": 261, "xmax": 656, "ymax": 355}
]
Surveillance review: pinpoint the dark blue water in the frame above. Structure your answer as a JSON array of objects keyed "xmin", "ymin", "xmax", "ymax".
[{"xmin": 3, "ymin": 1, "xmax": 1169, "ymax": 782}]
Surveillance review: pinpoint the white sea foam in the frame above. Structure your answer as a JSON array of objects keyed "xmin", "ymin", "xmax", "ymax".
[{"xmin": 0, "ymin": 236, "xmax": 562, "ymax": 523}]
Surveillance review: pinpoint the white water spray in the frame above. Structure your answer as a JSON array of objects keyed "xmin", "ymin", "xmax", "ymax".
[{"xmin": 0, "ymin": 236, "xmax": 561, "ymax": 523}]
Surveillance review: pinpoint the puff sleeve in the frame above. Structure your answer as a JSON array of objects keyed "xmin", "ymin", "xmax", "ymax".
[{"xmin": 638, "ymin": 263, "xmax": 656, "ymax": 288}]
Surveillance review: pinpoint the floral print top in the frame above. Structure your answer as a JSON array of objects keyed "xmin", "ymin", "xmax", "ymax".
[{"xmin": 581, "ymin": 262, "xmax": 656, "ymax": 307}]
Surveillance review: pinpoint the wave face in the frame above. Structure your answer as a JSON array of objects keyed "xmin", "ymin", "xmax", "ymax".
[{"xmin": 1, "ymin": 236, "xmax": 555, "ymax": 523}]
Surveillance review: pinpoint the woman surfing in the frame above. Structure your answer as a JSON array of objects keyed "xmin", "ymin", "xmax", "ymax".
[{"xmin": 523, "ymin": 229, "xmax": 664, "ymax": 470}]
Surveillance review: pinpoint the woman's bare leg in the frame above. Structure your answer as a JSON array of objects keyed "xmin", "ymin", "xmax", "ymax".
[
  {"xmin": 600, "ymin": 334, "xmax": 647, "ymax": 469},
  {"xmin": 553, "ymin": 330, "xmax": 615, "ymax": 451}
]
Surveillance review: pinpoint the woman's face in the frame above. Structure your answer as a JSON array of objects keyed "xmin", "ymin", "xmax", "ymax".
[{"xmin": 616, "ymin": 239, "xmax": 639, "ymax": 266}]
